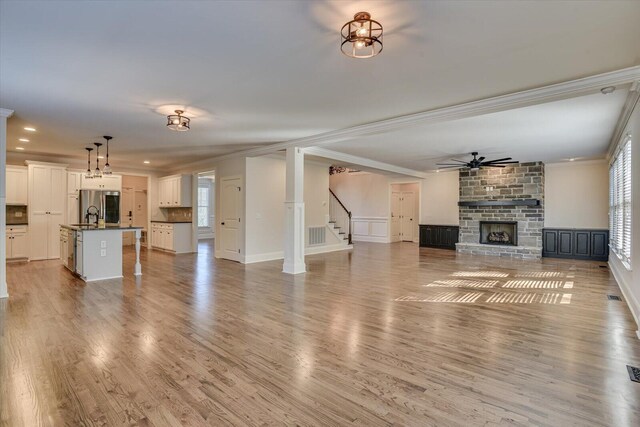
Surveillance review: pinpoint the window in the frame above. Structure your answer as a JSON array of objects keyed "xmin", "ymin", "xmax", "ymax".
[
  {"xmin": 609, "ymin": 137, "xmax": 632, "ymax": 268},
  {"xmin": 198, "ymin": 185, "xmax": 209, "ymax": 228}
]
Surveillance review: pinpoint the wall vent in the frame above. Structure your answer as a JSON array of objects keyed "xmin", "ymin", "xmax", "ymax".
[
  {"xmin": 607, "ymin": 295, "xmax": 622, "ymax": 301},
  {"xmin": 627, "ymin": 365, "xmax": 640, "ymax": 383},
  {"xmin": 308, "ymin": 226, "xmax": 326, "ymax": 246}
]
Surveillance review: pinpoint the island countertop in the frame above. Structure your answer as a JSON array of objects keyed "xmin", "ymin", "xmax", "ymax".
[{"xmin": 60, "ymin": 224, "xmax": 144, "ymax": 232}]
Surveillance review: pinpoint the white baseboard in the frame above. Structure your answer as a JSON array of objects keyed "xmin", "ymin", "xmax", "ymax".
[
  {"xmin": 353, "ymin": 235, "xmax": 389, "ymax": 243},
  {"xmin": 243, "ymin": 243, "xmax": 352, "ymax": 264},
  {"xmin": 609, "ymin": 258, "xmax": 640, "ymax": 338},
  {"xmin": 84, "ymin": 275, "xmax": 124, "ymax": 282}
]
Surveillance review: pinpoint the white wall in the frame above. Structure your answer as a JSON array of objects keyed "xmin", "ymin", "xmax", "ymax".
[
  {"xmin": 545, "ymin": 160, "xmax": 609, "ymax": 229},
  {"xmin": 420, "ymin": 171, "xmax": 459, "ymax": 225},
  {"xmin": 243, "ymin": 156, "xmax": 342, "ymax": 263},
  {"xmin": 609, "ymin": 100, "xmax": 640, "ymax": 338}
]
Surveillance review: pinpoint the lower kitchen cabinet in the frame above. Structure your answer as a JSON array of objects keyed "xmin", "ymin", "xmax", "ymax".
[
  {"xmin": 419, "ymin": 225, "xmax": 459, "ymax": 250},
  {"xmin": 151, "ymin": 222, "xmax": 192, "ymax": 253},
  {"xmin": 542, "ymin": 228, "xmax": 609, "ymax": 261},
  {"xmin": 6, "ymin": 226, "xmax": 29, "ymax": 260}
]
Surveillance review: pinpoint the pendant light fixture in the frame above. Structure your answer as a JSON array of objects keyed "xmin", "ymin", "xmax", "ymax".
[
  {"xmin": 93, "ymin": 142, "xmax": 103, "ymax": 178},
  {"xmin": 340, "ymin": 12, "xmax": 383, "ymax": 59},
  {"xmin": 102, "ymin": 135, "xmax": 113, "ymax": 175},
  {"xmin": 166, "ymin": 110, "xmax": 190, "ymax": 131},
  {"xmin": 85, "ymin": 147, "xmax": 94, "ymax": 179}
]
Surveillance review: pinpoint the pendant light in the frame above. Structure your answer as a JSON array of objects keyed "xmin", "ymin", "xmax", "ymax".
[
  {"xmin": 93, "ymin": 142, "xmax": 103, "ymax": 178},
  {"xmin": 85, "ymin": 147, "xmax": 94, "ymax": 179},
  {"xmin": 340, "ymin": 12, "xmax": 383, "ymax": 59},
  {"xmin": 166, "ymin": 110, "xmax": 190, "ymax": 131},
  {"xmin": 102, "ymin": 135, "xmax": 113, "ymax": 175}
]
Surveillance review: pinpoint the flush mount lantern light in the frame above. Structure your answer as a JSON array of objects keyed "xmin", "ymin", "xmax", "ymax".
[
  {"xmin": 341, "ymin": 11, "xmax": 383, "ymax": 59},
  {"xmin": 166, "ymin": 109, "xmax": 190, "ymax": 131}
]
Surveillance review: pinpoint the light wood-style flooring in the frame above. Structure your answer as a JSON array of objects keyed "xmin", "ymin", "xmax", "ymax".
[{"xmin": 2, "ymin": 241, "xmax": 639, "ymax": 426}]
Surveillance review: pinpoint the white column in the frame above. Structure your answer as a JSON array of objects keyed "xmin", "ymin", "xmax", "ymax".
[
  {"xmin": 283, "ymin": 147, "xmax": 306, "ymax": 274},
  {"xmin": 0, "ymin": 109, "xmax": 14, "ymax": 299},
  {"xmin": 134, "ymin": 229, "xmax": 142, "ymax": 276}
]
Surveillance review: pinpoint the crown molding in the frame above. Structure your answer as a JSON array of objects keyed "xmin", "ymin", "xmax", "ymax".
[
  {"xmin": 304, "ymin": 147, "xmax": 428, "ymax": 179},
  {"xmin": 175, "ymin": 66, "xmax": 640, "ymax": 172},
  {"xmin": 0, "ymin": 108, "xmax": 14, "ymax": 118},
  {"xmin": 606, "ymin": 80, "xmax": 639, "ymax": 161}
]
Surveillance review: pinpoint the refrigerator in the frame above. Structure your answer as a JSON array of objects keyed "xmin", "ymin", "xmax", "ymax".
[{"xmin": 78, "ymin": 190, "xmax": 121, "ymax": 224}]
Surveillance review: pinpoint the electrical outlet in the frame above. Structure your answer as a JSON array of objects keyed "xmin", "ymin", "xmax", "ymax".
[
  {"xmin": 100, "ymin": 240, "xmax": 107, "ymax": 248},
  {"xmin": 15, "ymin": 212, "xmax": 23, "ymax": 217},
  {"xmin": 100, "ymin": 249, "xmax": 107, "ymax": 257}
]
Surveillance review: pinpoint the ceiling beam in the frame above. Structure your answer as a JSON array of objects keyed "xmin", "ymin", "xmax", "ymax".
[
  {"xmin": 303, "ymin": 147, "xmax": 429, "ymax": 179},
  {"xmin": 175, "ymin": 66, "xmax": 640, "ymax": 172}
]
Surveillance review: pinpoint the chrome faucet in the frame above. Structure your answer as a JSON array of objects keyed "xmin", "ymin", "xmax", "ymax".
[{"xmin": 85, "ymin": 205, "xmax": 100, "ymax": 225}]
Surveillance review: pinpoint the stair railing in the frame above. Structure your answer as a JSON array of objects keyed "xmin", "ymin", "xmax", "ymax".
[{"xmin": 329, "ymin": 189, "xmax": 352, "ymax": 244}]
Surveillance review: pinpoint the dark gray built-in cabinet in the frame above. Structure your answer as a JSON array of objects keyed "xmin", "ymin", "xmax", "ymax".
[
  {"xmin": 419, "ymin": 225, "xmax": 459, "ymax": 250},
  {"xmin": 542, "ymin": 228, "xmax": 609, "ymax": 261}
]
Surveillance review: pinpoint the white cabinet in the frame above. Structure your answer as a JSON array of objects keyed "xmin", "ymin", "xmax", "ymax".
[
  {"xmin": 28, "ymin": 162, "xmax": 67, "ymax": 260},
  {"xmin": 151, "ymin": 222, "xmax": 191, "ymax": 253},
  {"xmin": 67, "ymin": 194, "xmax": 79, "ymax": 225},
  {"xmin": 158, "ymin": 175, "xmax": 192, "ymax": 207},
  {"xmin": 80, "ymin": 174, "xmax": 121, "ymax": 191},
  {"xmin": 67, "ymin": 171, "xmax": 82, "ymax": 195},
  {"xmin": 6, "ymin": 226, "xmax": 29, "ymax": 259},
  {"xmin": 5, "ymin": 166, "xmax": 28, "ymax": 205}
]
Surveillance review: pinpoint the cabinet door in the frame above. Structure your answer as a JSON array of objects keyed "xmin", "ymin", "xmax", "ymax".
[
  {"xmin": 102, "ymin": 175, "xmax": 121, "ymax": 191},
  {"xmin": 6, "ymin": 168, "xmax": 28, "ymax": 205},
  {"xmin": 542, "ymin": 229, "xmax": 558, "ymax": 255},
  {"xmin": 30, "ymin": 165, "xmax": 51, "ymax": 214},
  {"xmin": 76, "ymin": 237, "xmax": 83, "ymax": 276},
  {"xmin": 158, "ymin": 180, "xmax": 167, "ymax": 207},
  {"xmin": 48, "ymin": 215, "xmax": 63, "ymax": 259},
  {"xmin": 12, "ymin": 232, "xmax": 28, "ymax": 259},
  {"xmin": 558, "ymin": 231, "xmax": 573, "ymax": 256},
  {"xmin": 50, "ymin": 168, "xmax": 66, "ymax": 216},
  {"xmin": 590, "ymin": 231, "xmax": 608, "ymax": 259},
  {"xmin": 29, "ymin": 214, "xmax": 48, "ymax": 260},
  {"xmin": 573, "ymin": 231, "xmax": 590, "ymax": 257},
  {"xmin": 80, "ymin": 175, "xmax": 101, "ymax": 190},
  {"xmin": 165, "ymin": 229, "xmax": 174, "ymax": 250},
  {"xmin": 67, "ymin": 195, "xmax": 79, "ymax": 225},
  {"xmin": 172, "ymin": 178, "xmax": 180, "ymax": 206},
  {"xmin": 67, "ymin": 172, "xmax": 81, "ymax": 194}
]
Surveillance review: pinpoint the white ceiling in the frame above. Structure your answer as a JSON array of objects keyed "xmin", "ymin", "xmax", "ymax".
[
  {"xmin": 1, "ymin": 1, "xmax": 639, "ymax": 170},
  {"xmin": 324, "ymin": 88, "xmax": 631, "ymax": 171}
]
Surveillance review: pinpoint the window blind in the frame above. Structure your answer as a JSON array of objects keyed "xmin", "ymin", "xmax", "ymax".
[{"xmin": 609, "ymin": 138, "xmax": 632, "ymax": 267}]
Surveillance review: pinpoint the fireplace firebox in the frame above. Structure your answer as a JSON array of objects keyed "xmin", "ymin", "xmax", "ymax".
[{"xmin": 479, "ymin": 221, "xmax": 517, "ymax": 246}]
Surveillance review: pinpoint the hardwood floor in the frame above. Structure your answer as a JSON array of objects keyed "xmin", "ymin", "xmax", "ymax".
[{"xmin": 2, "ymin": 241, "xmax": 639, "ymax": 426}]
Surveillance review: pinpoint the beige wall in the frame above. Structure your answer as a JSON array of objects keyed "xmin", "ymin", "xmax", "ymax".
[
  {"xmin": 544, "ymin": 160, "xmax": 609, "ymax": 229},
  {"xmin": 420, "ymin": 171, "xmax": 459, "ymax": 225}
]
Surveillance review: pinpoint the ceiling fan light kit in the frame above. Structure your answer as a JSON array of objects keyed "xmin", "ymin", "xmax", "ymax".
[{"xmin": 437, "ymin": 152, "xmax": 519, "ymax": 171}]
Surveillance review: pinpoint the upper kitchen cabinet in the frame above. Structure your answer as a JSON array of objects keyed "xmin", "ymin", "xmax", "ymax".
[
  {"xmin": 158, "ymin": 175, "xmax": 192, "ymax": 207},
  {"xmin": 67, "ymin": 171, "xmax": 82, "ymax": 195},
  {"xmin": 80, "ymin": 174, "xmax": 122, "ymax": 191},
  {"xmin": 5, "ymin": 165, "xmax": 28, "ymax": 205}
]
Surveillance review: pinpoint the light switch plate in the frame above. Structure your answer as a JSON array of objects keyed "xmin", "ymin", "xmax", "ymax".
[
  {"xmin": 100, "ymin": 249, "xmax": 107, "ymax": 257},
  {"xmin": 100, "ymin": 240, "xmax": 107, "ymax": 248}
]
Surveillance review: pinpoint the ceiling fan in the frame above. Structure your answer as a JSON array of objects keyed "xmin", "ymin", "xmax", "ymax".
[{"xmin": 436, "ymin": 152, "xmax": 519, "ymax": 171}]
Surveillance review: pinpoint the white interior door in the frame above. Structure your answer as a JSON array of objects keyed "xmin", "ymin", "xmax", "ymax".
[
  {"xmin": 220, "ymin": 177, "xmax": 241, "ymax": 261},
  {"xmin": 400, "ymin": 191, "xmax": 415, "ymax": 242},
  {"xmin": 390, "ymin": 191, "xmax": 401, "ymax": 242}
]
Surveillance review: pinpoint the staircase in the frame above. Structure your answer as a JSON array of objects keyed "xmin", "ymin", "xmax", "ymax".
[{"xmin": 329, "ymin": 189, "xmax": 352, "ymax": 244}]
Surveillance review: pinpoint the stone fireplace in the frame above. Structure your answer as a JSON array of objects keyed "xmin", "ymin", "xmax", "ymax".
[{"xmin": 456, "ymin": 162, "xmax": 544, "ymax": 259}]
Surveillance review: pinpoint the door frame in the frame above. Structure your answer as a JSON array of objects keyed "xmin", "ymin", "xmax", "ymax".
[{"xmin": 388, "ymin": 180, "xmax": 422, "ymax": 243}]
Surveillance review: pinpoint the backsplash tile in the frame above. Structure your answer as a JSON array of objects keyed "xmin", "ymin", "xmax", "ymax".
[
  {"xmin": 7, "ymin": 205, "xmax": 28, "ymax": 225},
  {"xmin": 166, "ymin": 207, "xmax": 192, "ymax": 222}
]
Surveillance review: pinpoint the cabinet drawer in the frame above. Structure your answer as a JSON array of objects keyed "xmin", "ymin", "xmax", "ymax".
[{"xmin": 7, "ymin": 226, "xmax": 28, "ymax": 234}]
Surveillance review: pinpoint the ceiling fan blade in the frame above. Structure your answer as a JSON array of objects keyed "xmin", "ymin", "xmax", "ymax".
[
  {"xmin": 482, "ymin": 157, "xmax": 512, "ymax": 163},
  {"xmin": 447, "ymin": 159, "xmax": 468, "ymax": 164},
  {"xmin": 483, "ymin": 164, "xmax": 506, "ymax": 168},
  {"xmin": 477, "ymin": 156, "xmax": 485, "ymax": 162},
  {"xmin": 482, "ymin": 160, "xmax": 519, "ymax": 165},
  {"xmin": 437, "ymin": 165, "xmax": 464, "ymax": 169},
  {"xmin": 437, "ymin": 163, "xmax": 468, "ymax": 166}
]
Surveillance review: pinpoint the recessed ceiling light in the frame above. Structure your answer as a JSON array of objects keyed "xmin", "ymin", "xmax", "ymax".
[
  {"xmin": 600, "ymin": 86, "xmax": 616, "ymax": 95},
  {"xmin": 15, "ymin": 147, "xmax": 25, "ymax": 150},
  {"xmin": 143, "ymin": 160, "xmax": 150, "ymax": 164},
  {"xmin": 18, "ymin": 138, "xmax": 29, "ymax": 142},
  {"xmin": 23, "ymin": 127, "xmax": 36, "ymax": 132}
]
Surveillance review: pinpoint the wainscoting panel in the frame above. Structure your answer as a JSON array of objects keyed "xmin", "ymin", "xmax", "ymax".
[
  {"xmin": 352, "ymin": 217, "xmax": 389, "ymax": 243},
  {"xmin": 542, "ymin": 228, "xmax": 609, "ymax": 261}
]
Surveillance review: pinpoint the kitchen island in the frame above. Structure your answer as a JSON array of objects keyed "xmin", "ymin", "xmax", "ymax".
[{"xmin": 60, "ymin": 224, "xmax": 143, "ymax": 282}]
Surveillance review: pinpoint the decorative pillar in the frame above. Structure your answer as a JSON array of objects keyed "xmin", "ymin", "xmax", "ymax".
[
  {"xmin": 283, "ymin": 147, "xmax": 306, "ymax": 274},
  {"xmin": 0, "ymin": 109, "xmax": 14, "ymax": 299},
  {"xmin": 134, "ymin": 229, "xmax": 142, "ymax": 276}
]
